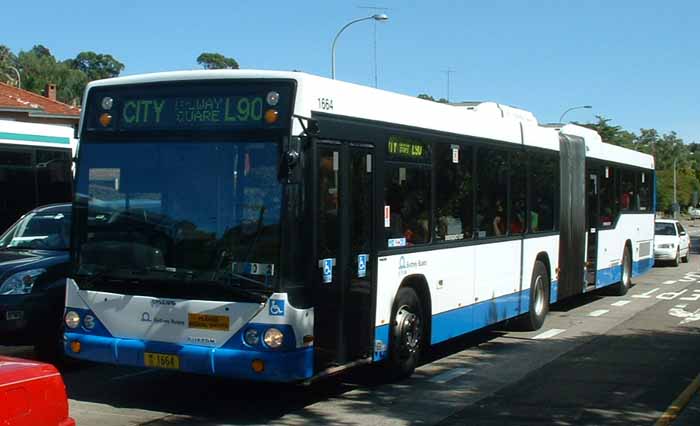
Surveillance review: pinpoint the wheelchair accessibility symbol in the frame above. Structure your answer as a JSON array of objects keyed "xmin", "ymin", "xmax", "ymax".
[{"xmin": 269, "ymin": 299, "xmax": 285, "ymax": 316}]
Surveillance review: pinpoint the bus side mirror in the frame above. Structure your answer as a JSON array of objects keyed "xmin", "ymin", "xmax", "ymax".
[{"xmin": 279, "ymin": 150, "xmax": 300, "ymax": 183}]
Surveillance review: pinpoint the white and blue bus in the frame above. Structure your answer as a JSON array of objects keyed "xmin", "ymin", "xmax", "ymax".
[
  {"xmin": 64, "ymin": 70, "xmax": 654, "ymax": 382},
  {"xmin": 0, "ymin": 120, "xmax": 77, "ymax": 231}
]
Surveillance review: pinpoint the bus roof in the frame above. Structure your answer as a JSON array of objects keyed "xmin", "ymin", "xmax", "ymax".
[{"xmin": 82, "ymin": 70, "xmax": 654, "ymax": 170}]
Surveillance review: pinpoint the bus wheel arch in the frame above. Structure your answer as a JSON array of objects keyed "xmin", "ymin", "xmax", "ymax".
[
  {"xmin": 535, "ymin": 252, "xmax": 553, "ymax": 302},
  {"xmin": 387, "ymin": 274, "xmax": 431, "ymax": 378}
]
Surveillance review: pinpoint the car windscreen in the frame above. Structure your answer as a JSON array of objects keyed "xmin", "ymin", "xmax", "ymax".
[
  {"xmin": 0, "ymin": 210, "xmax": 71, "ymax": 250},
  {"xmin": 654, "ymin": 222, "xmax": 676, "ymax": 236}
]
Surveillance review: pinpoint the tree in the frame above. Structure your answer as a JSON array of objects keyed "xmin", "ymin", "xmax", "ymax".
[
  {"xmin": 17, "ymin": 45, "xmax": 64, "ymax": 96},
  {"xmin": 578, "ymin": 116, "xmax": 634, "ymax": 147},
  {"xmin": 67, "ymin": 51, "xmax": 124, "ymax": 81},
  {"xmin": 196, "ymin": 53, "xmax": 239, "ymax": 70},
  {"xmin": 417, "ymin": 93, "xmax": 449, "ymax": 104},
  {"xmin": 0, "ymin": 45, "xmax": 19, "ymax": 86}
]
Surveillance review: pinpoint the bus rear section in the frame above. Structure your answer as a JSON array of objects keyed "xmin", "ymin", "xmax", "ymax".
[{"xmin": 64, "ymin": 75, "xmax": 318, "ymax": 382}]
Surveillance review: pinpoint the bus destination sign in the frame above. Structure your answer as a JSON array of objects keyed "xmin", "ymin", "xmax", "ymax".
[
  {"xmin": 387, "ymin": 135, "xmax": 430, "ymax": 162},
  {"xmin": 120, "ymin": 95, "xmax": 267, "ymax": 130},
  {"xmin": 87, "ymin": 83, "xmax": 293, "ymax": 133}
]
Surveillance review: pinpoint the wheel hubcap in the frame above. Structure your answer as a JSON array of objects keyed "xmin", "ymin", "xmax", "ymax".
[
  {"xmin": 534, "ymin": 276, "xmax": 545, "ymax": 316},
  {"xmin": 395, "ymin": 306, "xmax": 421, "ymax": 359}
]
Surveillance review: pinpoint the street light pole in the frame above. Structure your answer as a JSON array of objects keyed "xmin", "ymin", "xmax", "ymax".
[
  {"xmin": 559, "ymin": 105, "xmax": 592, "ymax": 123},
  {"xmin": 331, "ymin": 14, "xmax": 389, "ymax": 80},
  {"xmin": 8, "ymin": 66, "xmax": 20, "ymax": 88},
  {"xmin": 673, "ymin": 158, "xmax": 678, "ymax": 219}
]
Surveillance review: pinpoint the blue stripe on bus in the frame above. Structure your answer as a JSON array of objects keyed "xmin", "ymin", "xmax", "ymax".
[
  {"xmin": 64, "ymin": 332, "xmax": 314, "ymax": 382},
  {"xmin": 596, "ymin": 258, "xmax": 653, "ymax": 288},
  {"xmin": 373, "ymin": 281, "xmax": 560, "ymax": 359},
  {"xmin": 431, "ymin": 290, "xmax": 525, "ymax": 345}
]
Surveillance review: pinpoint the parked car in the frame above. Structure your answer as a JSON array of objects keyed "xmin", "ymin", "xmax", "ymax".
[
  {"xmin": 689, "ymin": 207, "xmax": 700, "ymax": 220},
  {"xmin": 654, "ymin": 219, "xmax": 690, "ymax": 266},
  {"xmin": 0, "ymin": 355, "xmax": 75, "ymax": 425},
  {"xmin": 0, "ymin": 204, "xmax": 71, "ymax": 360}
]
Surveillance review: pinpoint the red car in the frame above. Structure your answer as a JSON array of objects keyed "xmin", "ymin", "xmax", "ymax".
[{"xmin": 0, "ymin": 356, "xmax": 75, "ymax": 426}]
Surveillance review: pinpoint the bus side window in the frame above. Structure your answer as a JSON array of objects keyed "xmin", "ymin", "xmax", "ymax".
[
  {"xmin": 435, "ymin": 143, "xmax": 473, "ymax": 241},
  {"xmin": 529, "ymin": 151, "xmax": 556, "ymax": 233},
  {"xmin": 384, "ymin": 164, "xmax": 431, "ymax": 246}
]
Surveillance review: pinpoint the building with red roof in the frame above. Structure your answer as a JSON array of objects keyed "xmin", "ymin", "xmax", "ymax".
[{"xmin": 0, "ymin": 82, "xmax": 80, "ymax": 127}]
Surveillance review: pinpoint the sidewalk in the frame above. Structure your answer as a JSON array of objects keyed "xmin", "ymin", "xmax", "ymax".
[{"xmin": 436, "ymin": 290, "xmax": 700, "ymax": 425}]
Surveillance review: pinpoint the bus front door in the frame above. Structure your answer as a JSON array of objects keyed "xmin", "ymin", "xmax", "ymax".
[{"xmin": 313, "ymin": 141, "xmax": 375, "ymax": 369}]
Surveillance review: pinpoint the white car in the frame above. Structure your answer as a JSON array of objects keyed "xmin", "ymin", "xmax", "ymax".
[{"xmin": 654, "ymin": 219, "xmax": 690, "ymax": 266}]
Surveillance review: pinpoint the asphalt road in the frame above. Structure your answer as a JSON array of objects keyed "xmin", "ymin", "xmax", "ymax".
[{"xmin": 3, "ymin": 229, "xmax": 700, "ymax": 425}]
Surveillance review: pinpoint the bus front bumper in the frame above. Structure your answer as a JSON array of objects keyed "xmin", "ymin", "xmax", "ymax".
[{"xmin": 64, "ymin": 333, "xmax": 314, "ymax": 382}]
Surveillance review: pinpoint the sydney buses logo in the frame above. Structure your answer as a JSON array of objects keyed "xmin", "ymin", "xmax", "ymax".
[{"xmin": 398, "ymin": 256, "xmax": 427, "ymax": 277}]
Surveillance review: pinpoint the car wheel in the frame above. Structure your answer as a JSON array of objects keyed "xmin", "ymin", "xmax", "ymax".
[
  {"xmin": 387, "ymin": 287, "xmax": 425, "ymax": 379},
  {"xmin": 673, "ymin": 247, "xmax": 680, "ymax": 267},
  {"xmin": 682, "ymin": 247, "xmax": 689, "ymax": 263}
]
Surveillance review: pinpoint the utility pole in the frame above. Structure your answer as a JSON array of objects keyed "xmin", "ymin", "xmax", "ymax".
[{"xmin": 443, "ymin": 69, "xmax": 455, "ymax": 103}]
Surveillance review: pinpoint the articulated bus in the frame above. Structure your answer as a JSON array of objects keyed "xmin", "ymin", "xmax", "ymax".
[
  {"xmin": 64, "ymin": 70, "xmax": 655, "ymax": 382},
  {"xmin": 0, "ymin": 120, "xmax": 76, "ymax": 231}
]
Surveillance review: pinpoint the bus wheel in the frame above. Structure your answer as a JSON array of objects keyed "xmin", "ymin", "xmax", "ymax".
[
  {"xmin": 613, "ymin": 247, "xmax": 632, "ymax": 295},
  {"xmin": 521, "ymin": 260, "xmax": 549, "ymax": 331},
  {"xmin": 388, "ymin": 287, "xmax": 424, "ymax": 379}
]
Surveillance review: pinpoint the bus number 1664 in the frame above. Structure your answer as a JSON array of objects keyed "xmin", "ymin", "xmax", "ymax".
[{"xmin": 318, "ymin": 97, "xmax": 334, "ymax": 111}]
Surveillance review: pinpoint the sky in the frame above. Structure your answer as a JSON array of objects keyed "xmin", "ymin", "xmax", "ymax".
[{"xmin": 3, "ymin": 1, "xmax": 699, "ymax": 142}]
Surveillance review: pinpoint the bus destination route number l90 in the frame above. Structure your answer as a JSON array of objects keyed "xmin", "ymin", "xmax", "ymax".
[{"xmin": 121, "ymin": 95, "xmax": 264, "ymax": 129}]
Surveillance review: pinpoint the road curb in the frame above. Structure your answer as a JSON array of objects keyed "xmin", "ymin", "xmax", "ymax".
[{"xmin": 654, "ymin": 373, "xmax": 700, "ymax": 426}]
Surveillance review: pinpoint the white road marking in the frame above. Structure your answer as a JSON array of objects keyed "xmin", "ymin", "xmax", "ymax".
[
  {"xmin": 532, "ymin": 329, "xmax": 566, "ymax": 340},
  {"xmin": 429, "ymin": 368, "xmax": 473, "ymax": 384},
  {"xmin": 668, "ymin": 306, "xmax": 700, "ymax": 325},
  {"xmin": 663, "ymin": 280, "xmax": 677, "ymax": 285},
  {"xmin": 633, "ymin": 288, "xmax": 660, "ymax": 298},
  {"xmin": 611, "ymin": 300, "xmax": 631, "ymax": 307},
  {"xmin": 589, "ymin": 309, "xmax": 610, "ymax": 317}
]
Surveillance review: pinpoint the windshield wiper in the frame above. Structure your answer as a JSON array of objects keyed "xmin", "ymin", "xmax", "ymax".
[{"xmin": 73, "ymin": 270, "xmax": 140, "ymax": 289}]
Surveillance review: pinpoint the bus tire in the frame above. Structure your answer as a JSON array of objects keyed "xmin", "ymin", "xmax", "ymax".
[
  {"xmin": 521, "ymin": 260, "xmax": 549, "ymax": 331},
  {"xmin": 387, "ymin": 287, "xmax": 424, "ymax": 379},
  {"xmin": 612, "ymin": 247, "xmax": 632, "ymax": 295}
]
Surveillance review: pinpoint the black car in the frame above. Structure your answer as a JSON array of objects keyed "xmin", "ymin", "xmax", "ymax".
[{"xmin": 0, "ymin": 203, "xmax": 71, "ymax": 359}]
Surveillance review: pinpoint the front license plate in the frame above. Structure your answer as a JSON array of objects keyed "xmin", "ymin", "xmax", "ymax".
[{"xmin": 144, "ymin": 352, "xmax": 180, "ymax": 370}]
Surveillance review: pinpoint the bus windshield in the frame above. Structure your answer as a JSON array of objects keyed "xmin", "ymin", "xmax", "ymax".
[{"xmin": 73, "ymin": 139, "xmax": 282, "ymax": 297}]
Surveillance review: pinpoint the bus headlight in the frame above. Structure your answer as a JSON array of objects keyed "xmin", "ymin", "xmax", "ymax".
[
  {"xmin": 244, "ymin": 328, "xmax": 260, "ymax": 346},
  {"xmin": 0, "ymin": 269, "xmax": 45, "ymax": 295},
  {"xmin": 263, "ymin": 328, "xmax": 284, "ymax": 348},
  {"xmin": 83, "ymin": 314, "xmax": 96, "ymax": 330},
  {"xmin": 64, "ymin": 311, "xmax": 81, "ymax": 329},
  {"xmin": 101, "ymin": 96, "xmax": 114, "ymax": 110}
]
